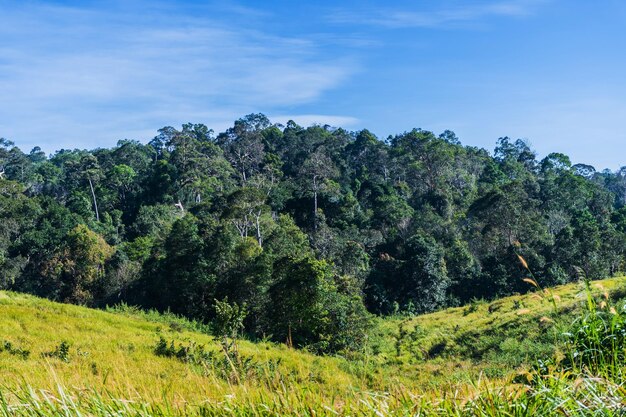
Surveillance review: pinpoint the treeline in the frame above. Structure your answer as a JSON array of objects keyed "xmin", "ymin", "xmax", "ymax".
[{"xmin": 1, "ymin": 114, "xmax": 625, "ymax": 352}]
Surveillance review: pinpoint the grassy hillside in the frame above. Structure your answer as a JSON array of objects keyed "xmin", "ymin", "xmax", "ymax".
[{"xmin": 1, "ymin": 276, "xmax": 626, "ymax": 415}]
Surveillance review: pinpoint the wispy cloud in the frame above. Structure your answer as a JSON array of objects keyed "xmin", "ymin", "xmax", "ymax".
[
  {"xmin": 270, "ymin": 114, "xmax": 360, "ymax": 128},
  {"xmin": 0, "ymin": 1, "xmax": 357, "ymax": 151},
  {"xmin": 328, "ymin": 0, "xmax": 544, "ymax": 29}
]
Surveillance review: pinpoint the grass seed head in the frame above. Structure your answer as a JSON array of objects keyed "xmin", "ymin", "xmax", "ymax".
[
  {"xmin": 517, "ymin": 255, "xmax": 529, "ymax": 271},
  {"xmin": 522, "ymin": 278, "xmax": 538, "ymax": 288}
]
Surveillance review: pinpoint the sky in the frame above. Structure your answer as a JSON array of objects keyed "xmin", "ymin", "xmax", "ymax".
[{"xmin": 1, "ymin": 0, "xmax": 626, "ymax": 170}]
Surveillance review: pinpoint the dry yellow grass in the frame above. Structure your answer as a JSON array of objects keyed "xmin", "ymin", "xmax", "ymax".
[
  {"xmin": 1, "ymin": 275, "xmax": 624, "ymax": 411},
  {"xmin": 0, "ymin": 292, "xmax": 358, "ymax": 407}
]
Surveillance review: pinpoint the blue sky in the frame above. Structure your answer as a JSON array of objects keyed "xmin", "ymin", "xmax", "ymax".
[{"xmin": 1, "ymin": 0, "xmax": 626, "ymax": 169}]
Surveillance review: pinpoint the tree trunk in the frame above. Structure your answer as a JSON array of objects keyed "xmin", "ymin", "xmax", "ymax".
[
  {"xmin": 287, "ymin": 324, "xmax": 293, "ymax": 348},
  {"xmin": 313, "ymin": 175, "xmax": 318, "ymax": 231},
  {"xmin": 255, "ymin": 209, "xmax": 263, "ymax": 248},
  {"xmin": 88, "ymin": 176, "xmax": 100, "ymax": 222}
]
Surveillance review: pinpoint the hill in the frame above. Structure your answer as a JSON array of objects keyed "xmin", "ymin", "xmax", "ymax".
[
  {"xmin": 2, "ymin": 275, "xmax": 625, "ymax": 415},
  {"xmin": 3, "ymin": 120, "xmax": 626, "ymax": 357}
]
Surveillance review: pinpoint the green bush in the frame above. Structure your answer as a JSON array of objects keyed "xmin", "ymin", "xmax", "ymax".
[
  {"xmin": 0, "ymin": 340, "xmax": 30, "ymax": 360},
  {"xmin": 42, "ymin": 341, "xmax": 71, "ymax": 362}
]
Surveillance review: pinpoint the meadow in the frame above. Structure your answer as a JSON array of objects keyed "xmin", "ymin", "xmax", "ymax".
[{"xmin": 2, "ymin": 275, "xmax": 626, "ymax": 416}]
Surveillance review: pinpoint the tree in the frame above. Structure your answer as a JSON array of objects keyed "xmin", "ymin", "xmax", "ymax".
[
  {"xmin": 226, "ymin": 187, "xmax": 270, "ymax": 247},
  {"xmin": 301, "ymin": 147, "xmax": 338, "ymax": 230},
  {"xmin": 42, "ymin": 224, "xmax": 114, "ymax": 304},
  {"xmin": 155, "ymin": 124, "xmax": 234, "ymax": 206},
  {"xmin": 346, "ymin": 129, "xmax": 390, "ymax": 184},
  {"xmin": 62, "ymin": 153, "xmax": 104, "ymax": 222},
  {"xmin": 552, "ymin": 209, "xmax": 619, "ymax": 280},
  {"xmin": 494, "ymin": 137, "xmax": 537, "ymax": 178},
  {"xmin": 0, "ymin": 138, "xmax": 15, "ymax": 177},
  {"xmin": 108, "ymin": 164, "xmax": 136, "ymax": 206},
  {"xmin": 0, "ymin": 178, "xmax": 35, "ymax": 289},
  {"xmin": 147, "ymin": 214, "xmax": 212, "ymax": 318},
  {"xmin": 217, "ymin": 114, "xmax": 270, "ymax": 184},
  {"xmin": 213, "ymin": 297, "xmax": 248, "ymax": 379},
  {"xmin": 366, "ymin": 233, "xmax": 450, "ymax": 314},
  {"xmin": 265, "ymin": 256, "xmax": 370, "ymax": 352}
]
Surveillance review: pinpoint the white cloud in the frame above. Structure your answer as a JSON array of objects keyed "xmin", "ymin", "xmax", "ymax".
[
  {"xmin": 328, "ymin": 0, "xmax": 544, "ymax": 29},
  {"xmin": 270, "ymin": 114, "xmax": 360, "ymax": 128},
  {"xmin": 0, "ymin": 2, "xmax": 357, "ymax": 151}
]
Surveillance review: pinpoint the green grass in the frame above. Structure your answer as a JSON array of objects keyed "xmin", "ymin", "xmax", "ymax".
[{"xmin": 1, "ymin": 276, "xmax": 626, "ymax": 415}]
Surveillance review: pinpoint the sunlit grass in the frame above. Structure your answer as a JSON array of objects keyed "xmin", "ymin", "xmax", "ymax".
[{"xmin": 1, "ymin": 275, "xmax": 626, "ymax": 415}]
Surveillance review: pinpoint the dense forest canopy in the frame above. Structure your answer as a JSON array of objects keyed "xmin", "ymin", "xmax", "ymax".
[{"xmin": 1, "ymin": 114, "xmax": 625, "ymax": 352}]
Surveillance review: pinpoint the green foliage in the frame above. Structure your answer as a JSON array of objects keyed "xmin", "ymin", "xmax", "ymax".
[
  {"xmin": 213, "ymin": 298, "xmax": 247, "ymax": 341},
  {"xmin": 37, "ymin": 224, "xmax": 115, "ymax": 304},
  {"xmin": 42, "ymin": 341, "xmax": 71, "ymax": 363},
  {"xmin": 266, "ymin": 256, "xmax": 371, "ymax": 353},
  {"xmin": 559, "ymin": 285, "xmax": 626, "ymax": 378},
  {"xmin": 4, "ymin": 114, "xmax": 626, "ymax": 357},
  {"xmin": 0, "ymin": 340, "xmax": 30, "ymax": 360}
]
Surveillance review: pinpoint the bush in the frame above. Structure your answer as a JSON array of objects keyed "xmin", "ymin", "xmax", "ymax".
[
  {"xmin": 0, "ymin": 340, "xmax": 30, "ymax": 359},
  {"xmin": 42, "ymin": 341, "xmax": 71, "ymax": 362}
]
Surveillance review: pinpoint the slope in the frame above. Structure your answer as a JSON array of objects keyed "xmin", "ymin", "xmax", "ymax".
[{"xmin": 0, "ymin": 276, "xmax": 625, "ymax": 413}]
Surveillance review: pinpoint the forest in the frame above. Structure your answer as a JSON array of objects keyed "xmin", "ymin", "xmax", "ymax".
[{"xmin": 1, "ymin": 113, "xmax": 625, "ymax": 353}]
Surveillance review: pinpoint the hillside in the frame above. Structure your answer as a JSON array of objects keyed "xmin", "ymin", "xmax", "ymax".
[
  {"xmin": 4, "ymin": 2, "xmax": 626, "ymax": 415},
  {"xmin": 2, "ymin": 276, "xmax": 625, "ymax": 415},
  {"xmin": 3, "ymin": 120, "xmax": 626, "ymax": 359}
]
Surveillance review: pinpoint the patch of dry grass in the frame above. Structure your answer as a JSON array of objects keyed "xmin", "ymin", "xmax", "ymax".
[{"xmin": 1, "ymin": 276, "xmax": 625, "ymax": 414}]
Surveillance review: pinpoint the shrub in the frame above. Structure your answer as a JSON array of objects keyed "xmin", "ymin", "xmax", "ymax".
[
  {"xmin": 42, "ymin": 341, "xmax": 71, "ymax": 362},
  {"xmin": 0, "ymin": 340, "xmax": 30, "ymax": 359}
]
